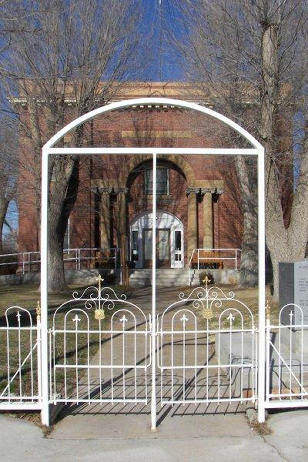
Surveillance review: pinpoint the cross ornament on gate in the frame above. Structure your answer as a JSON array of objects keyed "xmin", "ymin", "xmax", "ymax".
[
  {"xmin": 180, "ymin": 314, "xmax": 189, "ymax": 325},
  {"xmin": 202, "ymin": 275, "xmax": 210, "ymax": 290},
  {"xmin": 96, "ymin": 274, "xmax": 104, "ymax": 292},
  {"xmin": 72, "ymin": 314, "xmax": 81, "ymax": 325},
  {"xmin": 227, "ymin": 313, "xmax": 235, "ymax": 324},
  {"xmin": 120, "ymin": 315, "xmax": 128, "ymax": 324},
  {"xmin": 289, "ymin": 310, "xmax": 294, "ymax": 324}
]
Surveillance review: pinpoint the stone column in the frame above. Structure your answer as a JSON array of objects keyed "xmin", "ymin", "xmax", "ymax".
[
  {"xmin": 99, "ymin": 187, "xmax": 112, "ymax": 248},
  {"xmin": 186, "ymin": 187, "xmax": 199, "ymax": 262},
  {"xmin": 201, "ymin": 188, "xmax": 214, "ymax": 249},
  {"xmin": 117, "ymin": 187, "xmax": 128, "ymax": 285}
]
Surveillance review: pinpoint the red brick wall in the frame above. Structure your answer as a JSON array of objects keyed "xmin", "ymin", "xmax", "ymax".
[{"xmin": 19, "ymin": 95, "xmax": 290, "ymax": 265}]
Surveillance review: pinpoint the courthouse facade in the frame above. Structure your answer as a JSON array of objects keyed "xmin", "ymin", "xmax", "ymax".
[{"xmin": 17, "ymin": 82, "xmax": 257, "ymax": 269}]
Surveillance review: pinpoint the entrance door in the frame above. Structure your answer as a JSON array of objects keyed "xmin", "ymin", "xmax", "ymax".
[
  {"xmin": 131, "ymin": 211, "xmax": 184, "ymax": 269},
  {"xmin": 143, "ymin": 228, "xmax": 170, "ymax": 268}
]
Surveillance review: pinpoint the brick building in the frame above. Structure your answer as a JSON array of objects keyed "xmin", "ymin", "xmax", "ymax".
[{"xmin": 17, "ymin": 82, "xmax": 263, "ymax": 271}]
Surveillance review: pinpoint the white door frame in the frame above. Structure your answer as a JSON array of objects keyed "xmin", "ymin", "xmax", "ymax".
[
  {"xmin": 130, "ymin": 210, "xmax": 184, "ymax": 268},
  {"xmin": 40, "ymin": 97, "xmax": 265, "ymax": 429}
]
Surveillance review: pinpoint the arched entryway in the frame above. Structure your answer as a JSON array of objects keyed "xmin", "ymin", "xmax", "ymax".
[
  {"xmin": 40, "ymin": 97, "xmax": 265, "ymax": 428},
  {"xmin": 131, "ymin": 211, "xmax": 184, "ymax": 269}
]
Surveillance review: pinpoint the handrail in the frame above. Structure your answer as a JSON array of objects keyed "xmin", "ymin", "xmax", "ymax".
[
  {"xmin": 188, "ymin": 248, "xmax": 241, "ymax": 285},
  {"xmin": 0, "ymin": 247, "xmax": 121, "ymax": 275}
]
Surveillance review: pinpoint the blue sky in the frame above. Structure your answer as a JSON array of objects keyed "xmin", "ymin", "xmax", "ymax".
[{"xmin": 140, "ymin": 0, "xmax": 185, "ymax": 81}]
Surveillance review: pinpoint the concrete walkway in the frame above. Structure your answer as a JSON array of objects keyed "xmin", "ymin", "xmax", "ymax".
[{"xmin": 2, "ymin": 410, "xmax": 308, "ymax": 461}]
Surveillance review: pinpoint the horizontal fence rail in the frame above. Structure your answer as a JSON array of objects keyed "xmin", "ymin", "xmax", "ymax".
[{"xmin": 0, "ymin": 248, "xmax": 120, "ymax": 275}]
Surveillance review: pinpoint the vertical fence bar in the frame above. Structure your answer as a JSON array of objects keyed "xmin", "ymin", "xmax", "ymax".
[
  {"xmin": 151, "ymin": 152, "xmax": 157, "ymax": 431},
  {"xmin": 265, "ymin": 317, "xmax": 270, "ymax": 404},
  {"xmin": 40, "ymin": 146, "xmax": 50, "ymax": 426},
  {"xmin": 257, "ymin": 147, "xmax": 266, "ymax": 423},
  {"xmin": 37, "ymin": 309, "xmax": 42, "ymax": 403}
]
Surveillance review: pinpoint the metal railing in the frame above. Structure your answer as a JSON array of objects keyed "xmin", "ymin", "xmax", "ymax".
[
  {"xmin": 0, "ymin": 248, "xmax": 120, "ymax": 275},
  {"xmin": 188, "ymin": 248, "xmax": 241, "ymax": 285}
]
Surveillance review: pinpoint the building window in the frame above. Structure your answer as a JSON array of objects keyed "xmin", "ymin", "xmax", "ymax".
[{"xmin": 144, "ymin": 167, "xmax": 169, "ymax": 195}]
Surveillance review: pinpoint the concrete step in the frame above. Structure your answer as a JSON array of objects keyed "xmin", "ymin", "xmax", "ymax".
[
  {"xmin": 129, "ymin": 269, "xmax": 197, "ymax": 287},
  {"xmin": 128, "ymin": 268, "xmax": 239, "ymax": 287}
]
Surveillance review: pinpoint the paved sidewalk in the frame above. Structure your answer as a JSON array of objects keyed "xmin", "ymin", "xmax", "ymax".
[{"xmin": 1, "ymin": 410, "xmax": 308, "ymax": 461}]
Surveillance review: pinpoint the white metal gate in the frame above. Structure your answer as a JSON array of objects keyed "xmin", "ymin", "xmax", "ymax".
[
  {"xmin": 158, "ymin": 280, "xmax": 257, "ymax": 405},
  {"xmin": 49, "ymin": 277, "xmax": 151, "ymax": 406}
]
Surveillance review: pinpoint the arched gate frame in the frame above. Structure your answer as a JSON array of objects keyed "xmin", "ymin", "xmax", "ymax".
[{"xmin": 41, "ymin": 97, "xmax": 265, "ymax": 428}]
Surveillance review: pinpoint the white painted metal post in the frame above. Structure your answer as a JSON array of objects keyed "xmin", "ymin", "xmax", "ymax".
[
  {"xmin": 40, "ymin": 147, "xmax": 50, "ymax": 426},
  {"xmin": 36, "ymin": 308, "xmax": 42, "ymax": 403},
  {"xmin": 151, "ymin": 153, "xmax": 157, "ymax": 431},
  {"xmin": 257, "ymin": 147, "xmax": 266, "ymax": 423}
]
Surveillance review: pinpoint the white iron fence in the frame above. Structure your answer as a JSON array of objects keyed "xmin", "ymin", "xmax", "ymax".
[
  {"xmin": 2, "ymin": 282, "xmax": 308, "ymax": 424},
  {"xmin": 0, "ymin": 305, "xmax": 41, "ymax": 410},
  {"xmin": 265, "ymin": 303, "xmax": 308, "ymax": 410},
  {"xmin": 0, "ymin": 247, "xmax": 120, "ymax": 275}
]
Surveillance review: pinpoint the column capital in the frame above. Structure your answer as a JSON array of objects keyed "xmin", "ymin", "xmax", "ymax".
[
  {"xmin": 186, "ymin": 187, "xmax": 200, "ymax": 196},
  {"xmin": 98, "ymin": 186, "xmax": 113, "ymax": 194},
  {"xmin": 200, "ymin": 187, "xmax": 216, "ymax": 196}
]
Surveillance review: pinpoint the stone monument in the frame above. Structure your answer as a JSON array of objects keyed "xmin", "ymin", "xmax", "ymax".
[
  {"xmin": 279, "ymin": 260, "xmax": 308, "ymax": 325},
  {"xmin": 279, "ymin": 260, "xmax": 308, "ymax": 353}
]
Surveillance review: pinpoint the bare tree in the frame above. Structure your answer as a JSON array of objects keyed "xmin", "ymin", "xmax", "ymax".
[
  {"xmin": 168, "ymin": 0, "xmax": 307, "ymax": 295},
  {"xmin": 0, "ymin": 0, "xmax": 145, "ymax": 291},
  {"xmin": 0, "ymin": 116, "xmax": 17, "ymax": 253}
]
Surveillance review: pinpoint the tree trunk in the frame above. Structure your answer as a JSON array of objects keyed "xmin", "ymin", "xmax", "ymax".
[
  {"xmin": 235, "ymin": 156, "xmax": 258, "ymax": 286},
  {"xmin": 239, "ymin": 208, "xmax": 258, "ymax": 287},
  {"xmin": 260, "ymin": 23, "xmax": 282, "ymax": 299},
  {"xmin": 48, "ymin": 157, "xmax": 79, "ymax": 292}
]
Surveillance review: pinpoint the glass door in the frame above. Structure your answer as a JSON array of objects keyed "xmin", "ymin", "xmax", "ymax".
[
  {"xmin": 157, "ymin": 229, "xmax": 170, "ymax": 267},
  {"xmin": 143, "ymin": 228, "xmax": 170, "ymax": 268}
]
